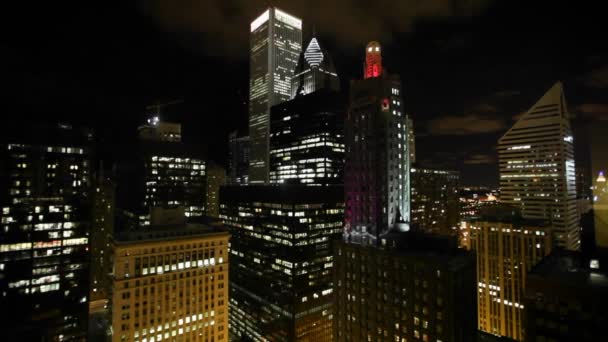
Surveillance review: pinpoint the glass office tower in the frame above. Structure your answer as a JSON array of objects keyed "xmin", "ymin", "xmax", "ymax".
[{"xmin": 249, "ymin": 7, "xmax": 302, "ymax": 183}]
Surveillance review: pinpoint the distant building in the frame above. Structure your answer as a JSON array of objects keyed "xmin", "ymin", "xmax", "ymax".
[
  {"xmin": 0, "ymin": 124, "xmax": 92, "ymax": 340},
  {"xmin": 227, "ymin": 131, "xmax": 250, "ymax": 185},
  {"xmin": 333, "ymin": 232, "xmax": 477, "ymax": 342},
  {"xmin": 249, "ymin": 7, "xmax": 302, "ymax": 183},
  {"xmin": 116, "ymin": 120, "xmax": 207, "ymax": 227},
  {"xmin": 220, "ymin": 185, "xmax": 344, "ymax": 341},
  {"xmin": 110, "ymin": 217, "xmax": 229, "ymax": 342},
  {"xmin": 498, "ymin": 82, "xmax": 579, "ymax": 250},
  {"xmin": 411, "ymin": 167, "xmax": 459, "ymax": 235},
  {"xmin": 205, "ymin": 163, "xmax": 226, "ymax": 218},
  {"xmin": 269, "ymin": 89, "xmax": 346, "ymax": 185},
  {"xmin": 465, "ymin": 206, "xmax": 551, "ymax": 340},
  {"xmin": 345, "ymin": 41, "xmax": 411, "ymax": 244},
  {"xmin": 137, "ymin": 117, "xmax": 182, "ymax": 142},
  {"xmin": 290, "ymin": 36, "xmax": 339, "ymax": 98},
  {"xmin": 524, "ymin": 250, "xmax": 608, "ymax": 341}
]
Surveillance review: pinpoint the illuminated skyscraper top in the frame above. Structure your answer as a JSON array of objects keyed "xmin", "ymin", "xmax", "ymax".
[
  {"xmin": 345, "ymin": 41, "xmax": 411, "ymax": 245},
  {"xmin": 290, "ymin": 36, "xmax": 339, "ymax": 98},
  {"xmin": 364, "ymin": 41, "xmax": 382, "ymax": 79},
  {"xmin": 249, "ymin": 8, "xmax": 302, "ymax": 183}
]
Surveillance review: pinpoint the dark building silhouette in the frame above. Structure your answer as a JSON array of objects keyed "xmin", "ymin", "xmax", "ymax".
[
  {"xmin": 90, "ymin": 171, "xmax": 115, "ymax": 301},
  {"xmin": 524, "ymin": 250, "xmax": 608, "ymax": 341},
  {"xmin": 228, "ymin": 131, "xmax": 250, "ymax": 185},
  {"xmin": 220, "ymin": 185, "xmax": 343, "ymax": 341},
  {"xmin": 0, "ymin": 124, "xmax": 92, "ymax": 340}
]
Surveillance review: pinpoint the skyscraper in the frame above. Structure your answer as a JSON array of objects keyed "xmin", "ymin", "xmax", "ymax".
[
  {"xmin": 249, "ymin": 7, "xmax": 302, "ymax": 184},
  {"xmin": 220, "ymin": 185, "xmax": 343, "ymax": 341},
  {"xmin": 498, "ymin": 82, "xmax": 579, "ymax": 250},
  {"xmin": 345, "ymin": 41, "xmax": 411, "ymax": 244},
  {"xmin": 269, "ymin": 89, "xmax": 346, "ymax": 185},
  {"xmin": 290, "ymin": 36, "xmax": 339, "ymax": 98},
  {"xmin": 465, "ymin": 206, "xmax": 551, "ymax": 340},
  {"xmin": 0, "ymin": 124, "xmax": 92, "ymax": 340},
  {"xmin": 116, "ymin": 119, "xmax": 207, "ymax": 227}
]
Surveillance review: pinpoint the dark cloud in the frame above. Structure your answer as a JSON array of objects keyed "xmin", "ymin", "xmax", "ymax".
[
  {"xmin": 139, "ymin": 0, "xmax": 492, "ymax": 58},
  {"xmin": 427, "ymin": 113, "xmax": 506, "ymax": 136},
  {"xmin": 574, "ymin": 103, "xmax": 608, "ymax": 120},
  {"xmin": 578, "ymin": 65, "xmax": 608, "ymax": 88}
]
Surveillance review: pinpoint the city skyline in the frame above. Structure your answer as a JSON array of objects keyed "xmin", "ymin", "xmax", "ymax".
[
  {"xmin": 4, "ymin": 1, "xmax": 607, "ymax": 186},
  {"xmin": 2, "ymin": 2, "xmax": 608, "ymax": 341}
]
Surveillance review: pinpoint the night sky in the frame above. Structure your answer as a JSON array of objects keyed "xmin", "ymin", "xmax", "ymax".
[{"xmin": 2, "ymin": 1, "xmax": 607, "ymax": 186}]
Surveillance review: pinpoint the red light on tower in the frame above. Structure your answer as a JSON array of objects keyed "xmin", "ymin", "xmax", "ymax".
[{"xmin": 364, "ymin": 41, "xmax": 382, "ymax": 79}]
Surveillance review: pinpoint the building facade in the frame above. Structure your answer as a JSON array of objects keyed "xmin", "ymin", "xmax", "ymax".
[
  {"xmin": 249, "ymin": 7, "xmax": 302, "ymax": 184},
  {"xmin": 110, "ymin": 224, "xmax": 229, "ymax": 342},
  {"xmin": 227, "ymin": 132, "xmax": 250, "ymax": 185},
  {"xmin": 220, "ymin": 185, "xmax": 343, "ymax": 341},
  {"xmin": 345, "ymin": 41, "xmax": 411, "ymax": 244},
  {"xmin": 466, "ymin": 209, "xmax": 551, "ymax": 340},
  {"xmin": 0, "ymin": 124, "xmax": 92, "ymax": 340},
  {"xmin": 333, "ymin": 233, "xmax": 477, "ymax": 342},
  {"xmin": 498, "ymin": 82, "xmax": 579, "ymax": 250},
  {"xmin": 290, "ymin": 36, "xmax": 339, "ymax": 98},
  {"xmin": 269, "ymin": 89, "xmax": 346, "ymax": 185},
  {"xmin": 410, "ymin": 167, "xmax": 460, "ymax": 235}
]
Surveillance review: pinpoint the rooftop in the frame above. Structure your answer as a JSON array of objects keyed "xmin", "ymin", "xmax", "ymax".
[
  {"xmin": 114, "ymin": 222, "xmax": 228, "ymax": 245},
  {"xmin": 530, "ymin": 249, "xmax": 608, "ymax": 290}
]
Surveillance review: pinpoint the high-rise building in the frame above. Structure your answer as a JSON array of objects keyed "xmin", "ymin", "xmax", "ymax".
[
  {"xmin": 334, "ymin": 41, "xmax": 476, "ymax": 342},
  {"xmin": 333, "ymin": 232, "xmax": 477, "ymax": 342},
  {"xmin": 116, "ymin": 119, "xmax": 207, "ymax": 227},
  {"xmin": 524, "ymin": 250, "xmax": 608, "ymax": 342},
  {"xmin": 205, "ymin": 162, "xmax": 226, "ymax": 218},
  {"xmin": 269, "ymin": 89, "xmax": 346, "ymax": 185},
  {"xmin": 90, "ymin": 171, "xmax": 116, "ymax": 301},
  {"xmin": 219, "ymin": 185, "xmax": 343, "ymax": 341},
  {"xmin": 249, "ymin": 7, "xmax": 302, "ymax": 184},
  {"xmin": 465, "ymin": 206, "xmax": 551, "ymax": 340},
  {"xmin": 110, "ymin": 219, "xmax": 229, "ymax": 342},
  {"xmin": 498, "ymin": 82, "xmax": 579, "ymax": 250},
  {"xmin": 345, "ymin": 41, "xmax": 411, "ymax": 244},
  {"xmin": 227, "ymin": 131, "xmax": 250, "ymax": 185},
  {"xmin": 290, "ymin": 36, "xmax": 339, "ymax": 98},
  {"xmin": 410, "ymin": 167, "xmax": 460, "ymax": 235},
  {"xmin": 0, "ymin": 124, "xmax": 92, "ymax": 340}
]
